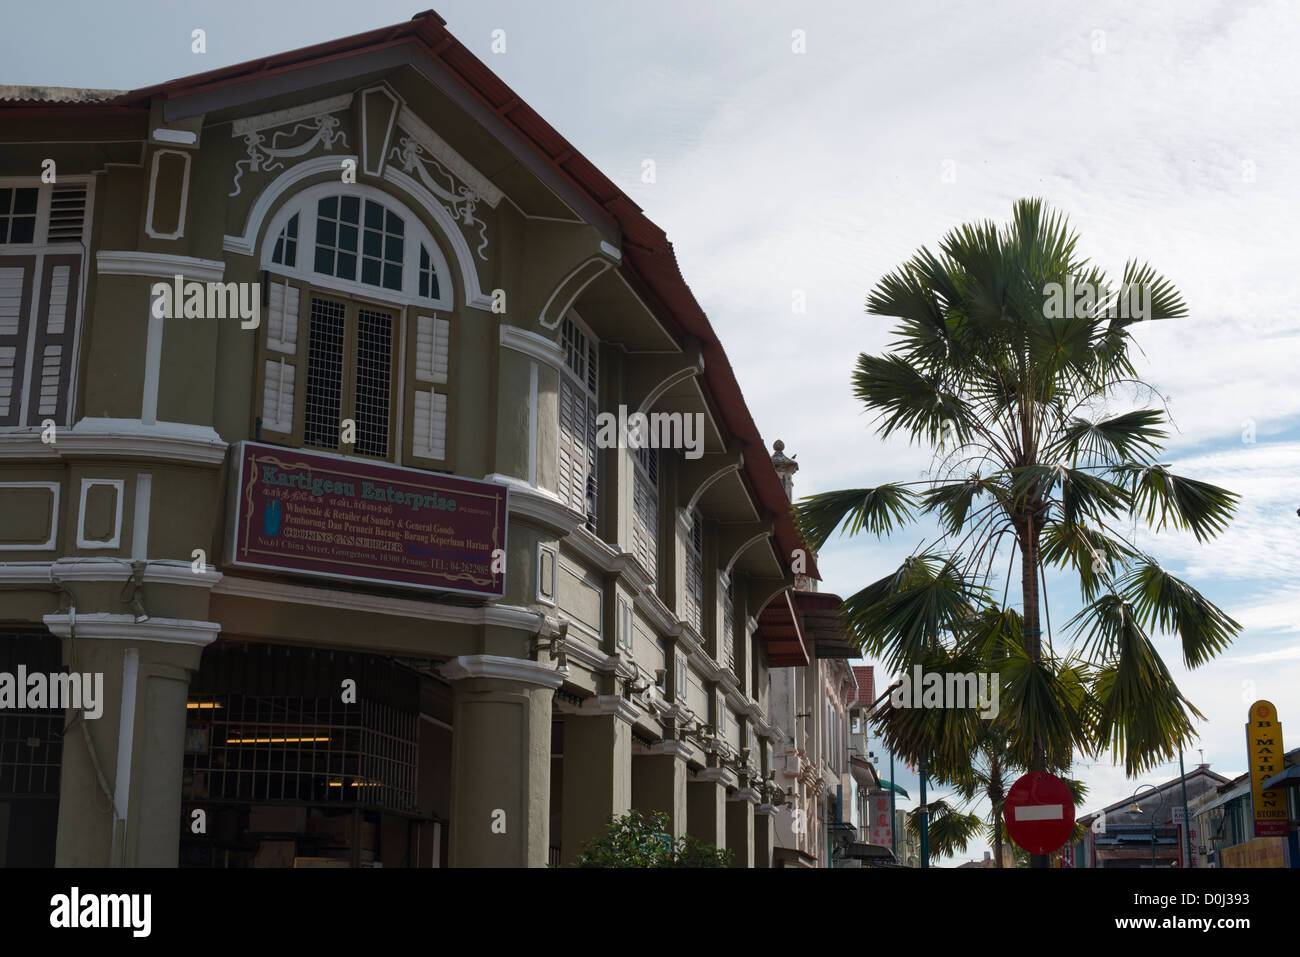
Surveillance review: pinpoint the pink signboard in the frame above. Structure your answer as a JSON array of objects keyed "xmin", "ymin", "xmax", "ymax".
[
  {"xmin": 869, "ymin": 794, "xmax": 893, "ymax": 848},
  {"xmin": 229, "ymin": 442, "xmax": 507, "ymax": 596}
]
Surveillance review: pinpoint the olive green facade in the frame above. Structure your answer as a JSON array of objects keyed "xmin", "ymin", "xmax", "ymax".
[{"xmin": 0, "ymin": 15, "xmax": 802, "ymax": 868}]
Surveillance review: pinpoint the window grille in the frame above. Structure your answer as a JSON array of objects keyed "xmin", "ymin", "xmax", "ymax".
[
  {"xmin": 182, "ymin": 694, "xmax": 417, "ymax": 813},
  {"xmin": 304, "ymin": 297, "xmax": 345, "ymax": 449},
  {"xmin": 354, "ymin": 308, "xmax": 393, "ymax": 458}
]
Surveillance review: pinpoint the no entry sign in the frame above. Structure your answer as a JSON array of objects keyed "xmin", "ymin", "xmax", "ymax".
[{"xmin": 1004, "ymin": 771, "xmax": 1075, "ymax": 855}]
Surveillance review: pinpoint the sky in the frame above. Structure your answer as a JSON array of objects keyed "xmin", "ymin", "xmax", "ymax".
[{"xmin": 6, "ymin": 0, "xmax": 1298, "ymax": 864}]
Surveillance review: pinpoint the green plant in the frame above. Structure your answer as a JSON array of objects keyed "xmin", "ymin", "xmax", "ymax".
[{"xmin": 572, "ymin": 810, "xmax": 732, "ymax": 868}]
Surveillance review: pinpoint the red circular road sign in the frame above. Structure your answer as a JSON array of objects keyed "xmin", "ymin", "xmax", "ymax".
[{"xmin": 1004, "ymin": 771, "xmax": 1075, "ymax": 855}]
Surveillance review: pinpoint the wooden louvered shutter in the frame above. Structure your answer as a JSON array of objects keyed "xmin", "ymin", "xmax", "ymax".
[
  {"xmin": 26, "ymin": 254, "xmax": 81, "ymax": 426},
  {"xmin": 0, "ymin": 256, "xmax": 35, "ymax": 427},
  {"xmin": 407, "ymin": 312, "xmax": 452, "ymax": 465},
  {"xmin": 255, "ymin": 274, "xmax": 307, "ymax": 446},
  {"xmin": 558, "ymin": 375, "xmax": 585, "ymax": 513}
]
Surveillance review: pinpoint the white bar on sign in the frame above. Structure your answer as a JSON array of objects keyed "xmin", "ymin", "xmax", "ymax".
[{"xmin": 1015, "ymin": 805, "xmax": 1064, "ymax": 822}]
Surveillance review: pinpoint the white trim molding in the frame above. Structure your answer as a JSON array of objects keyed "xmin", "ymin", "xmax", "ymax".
[
  {"xmin": 1, "ymin": 559, "xmax": 224, "ymax": 589},
  {"xmin": 75, "ymin": 478, "xmax": 124, "ymax": 550},
  {"xmin": 145, "ymin": 148, "xmax": 191, "ymax": 241},
  {"xmin": 0, "ymin": 418, "xmax": 228, "ymax": 466},
  {"xmin": 0, "ymin": 482, "xmax": 60, "ymax": 551},
  {"xmin": 223, "ymin": 154, "xmax": 357, "ymax": 256},
  {"xmin": 96, "ymin": 250, "xmax": 225, "ymax": 282},
  {"xmin": 212, "ymin": 574, "xmax": 543, "ymax": 630},
  {"xmin": 392, "ymin": 105, "xmax": 503, "ymax": 208},
  {"xmin": 437, "ymin": 653, "xmax": 565, "ymax": 689},
  {"xmin": 499, "ymin": 325, "xmax": 564, "ymax": 367},
  {"xmin": 42, "ymin": 612, "xmax": 221, "ymax": 647}
]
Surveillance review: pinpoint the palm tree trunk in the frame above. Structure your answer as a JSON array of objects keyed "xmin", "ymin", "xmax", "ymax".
[
  {"xmin": 1018, "ymin": 513, "xmax": 1050, "ymax": 869},
  {"xmin": 990, "ymin": 754, "xmax": 1005, "ymax": 869}
]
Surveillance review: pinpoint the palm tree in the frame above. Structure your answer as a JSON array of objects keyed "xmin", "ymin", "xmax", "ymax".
[{"xmin": 796, "ymin": 198, "xmax": 1240, "ymax": 868}]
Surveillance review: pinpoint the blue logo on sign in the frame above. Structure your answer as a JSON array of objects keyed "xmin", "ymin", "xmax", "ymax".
[{"xmin": 263, "ymin": 499, "xmax": 282, "ymax": 536}]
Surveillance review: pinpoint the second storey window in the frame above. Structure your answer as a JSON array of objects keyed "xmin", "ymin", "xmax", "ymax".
[
  {"xmin": 0, "ymin": 179, "xmax": 91, "ymax": 428},
  {"xmin": 722, "ymin": 573, "xmax": 736, "ymax": 676},
  {"xmin": 684, "ymin": 510, "xmax": 703, "ymax": 634},
  {"xmin": 257, "ymin": 187, "xmax": 457, "ymax": 467},
  {"xmin": 632, "ymin": 446, "xmax": 658, "ymax": 581},
  {"xmin": 303, "ymin": 294, "xmax": 395, "ymax": 458},
  {"xmin": 558, "ymin": 314, "xmax": 598, "ymax": 531}
]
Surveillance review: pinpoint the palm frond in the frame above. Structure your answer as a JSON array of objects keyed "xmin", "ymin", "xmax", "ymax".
[{"xmin": 792, "ymin": 485, "xmax": 917, "ymax": 551}]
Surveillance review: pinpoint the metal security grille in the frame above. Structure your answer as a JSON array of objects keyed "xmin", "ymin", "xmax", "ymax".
[
  {"xmin": 354, "ymin": 308, "xmax": 392, "ymax": 457},
  {"xmin": 304, "ymin": 297, "xmax": 345, "ymax": 449},
  {"xmin": 0, "ymin": 712, "xmax": 62, "ymax": 798},
  {"xmin": 183, "ymin": 694, "xmax": 417, "ymax": 812},
  {"xmin": 0, "ymin": 631, "xmax": 64, "ymax": 800}
]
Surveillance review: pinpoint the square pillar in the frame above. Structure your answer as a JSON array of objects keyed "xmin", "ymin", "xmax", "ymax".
[
  {"xmin": 43, "ymin": 614, "xmax": 219, "ymax": 868},
  {"xmin": 560, "ymin": 702, "xmax": 634, "ymax": 864},
  {"xmin": 754, "ymin": 804, "xmax": 776, "ymax": 868},
  {"xmin": 631, "ymin": 741, "xmax": 691, "ymax": 839},
  {"xmin": 726, "ymin": 790, "xmax": 756, "ymax": 867},
  {"xmin": 687, "ymin": 768, "xmax": 730, "ymax": 849},
  {"xmin": 440, "ymin": 655, "xmax": 563, "ymax": 868}
]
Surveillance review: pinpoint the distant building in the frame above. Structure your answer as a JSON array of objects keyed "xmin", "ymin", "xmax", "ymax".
[
  {"xmin": 766, "ymin": 442, "xmax": 870, "ymax": 867},
  {"xmin": 1074, "ymin": 765, "xmax": 1229, "ymax": 868},
  {"xmin": 1195, "ymin": 746, "xmax": 1300, "ymax": 868}
]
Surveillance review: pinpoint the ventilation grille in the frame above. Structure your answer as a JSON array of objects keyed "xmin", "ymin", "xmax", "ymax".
[{"xmin": 46, "ymin": 184, "xmax": 88, "ymax": 243}]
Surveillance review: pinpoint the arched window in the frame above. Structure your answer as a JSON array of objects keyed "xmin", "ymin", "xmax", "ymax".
[{"xmin": 261, "ymin": 184, "xmax": 453, "ymax": 310}]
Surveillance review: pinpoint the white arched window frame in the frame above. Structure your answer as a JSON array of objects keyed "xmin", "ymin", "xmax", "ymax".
[{"xmin": 259, "ymin": 182, "xmax": 454, "ymax": 310}]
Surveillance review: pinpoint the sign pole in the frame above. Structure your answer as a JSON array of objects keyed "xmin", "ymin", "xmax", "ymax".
[{"xmin": 1178, "ymin": 748, "xmax": 1192, "ymax": 867}]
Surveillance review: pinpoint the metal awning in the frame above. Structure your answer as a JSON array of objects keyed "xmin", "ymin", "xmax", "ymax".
[
  {"xmin": 875, "ymin": 779, "xmax": 909, "ymax": 799},
  {"xmin": 1263, "ymin": 765, "xmax": 1300, "ymax": 790},
  {"xmin": 850, "ymin": 755, "xmax": 878, "ymax": 790}
]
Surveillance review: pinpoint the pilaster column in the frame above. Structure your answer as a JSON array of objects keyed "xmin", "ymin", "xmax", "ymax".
[
  {"xmin": 44, "ymin": 613, "xmax": 219, "ymax": 867},
  {"xmin": 439, "ymin": 654, "xmax": 563, "ymax": 867},
  {"xmin": 631, "ymin": 739, "xmax": 695, "ymax": 839},
  {"xmin": 754, "ymin": 803, "xmax": 776, "ymax": 868},
  {"xmin": 726, "ymin": 786, "xmax": 758, "ymax": 867},
  {"xmin": 560, "ymin": 696, "xmax": 635, "ymax": 864},
  {"xmin": 687, "ymin": 765, "xmax": 732, "ymax": 850}
]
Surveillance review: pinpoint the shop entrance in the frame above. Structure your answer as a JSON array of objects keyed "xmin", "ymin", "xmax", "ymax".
[
  {"xmin": 0, "ymin": 629, "xmax": 63, "ymax": 867},
  {"xmin": 181, "ymin": 641, "xmax": 450, "ymax": 867}
]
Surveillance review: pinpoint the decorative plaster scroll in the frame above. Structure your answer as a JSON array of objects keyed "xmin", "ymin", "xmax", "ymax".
[
  {"xmin": 229, "ymin": 94, "xmax": 353, "ymax": 198},
  {"xmin": 388, "ymin": 109, "xmax": 501, "ymax": 263}
]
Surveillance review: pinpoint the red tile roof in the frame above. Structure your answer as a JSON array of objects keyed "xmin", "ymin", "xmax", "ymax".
[{"xmin": 848, "ymin": 665, "xmax": 875, "ymax": 709}]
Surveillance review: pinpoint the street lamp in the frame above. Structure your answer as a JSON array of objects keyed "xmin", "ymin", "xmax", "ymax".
[{"xmin": 1128, "ymin": 784, "xmax": 1168, "ymax": 868}]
